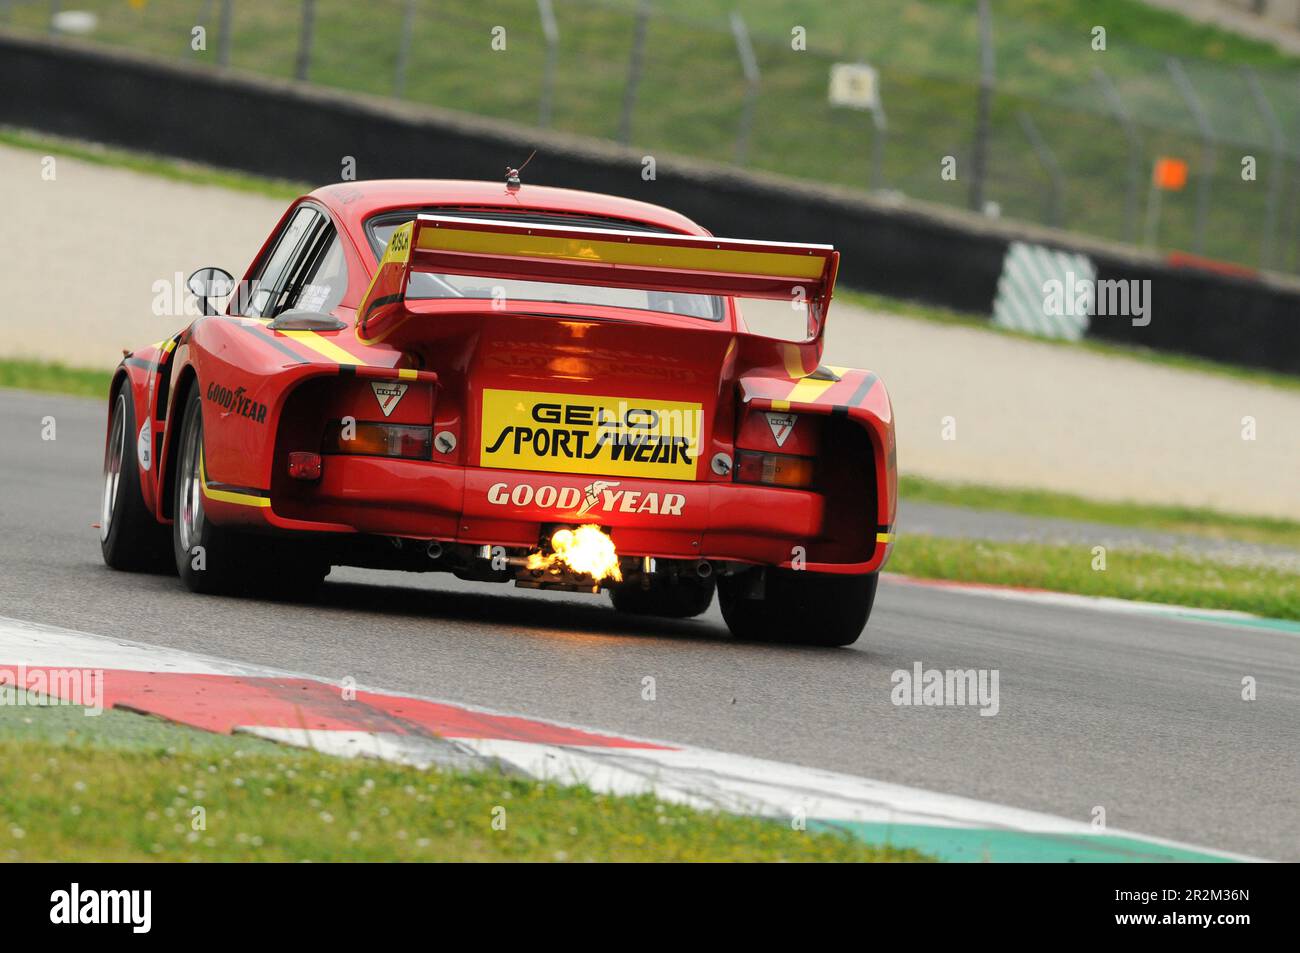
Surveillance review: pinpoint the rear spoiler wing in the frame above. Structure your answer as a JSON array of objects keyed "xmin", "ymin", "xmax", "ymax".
[{"xmin": 357, "ymin": 214, "xmax": 839, "ymax": 340}]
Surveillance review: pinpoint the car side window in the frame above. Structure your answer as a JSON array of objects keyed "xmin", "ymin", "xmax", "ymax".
[
  {"xmin": 281, "ymin": 227, "xmax": 348, "ymax": 315},
  {"xmin": 238, "ymin": 206, "xmax": 319, "ymax": 318}
]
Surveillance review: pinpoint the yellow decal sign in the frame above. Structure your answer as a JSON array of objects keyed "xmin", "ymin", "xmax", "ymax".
[{"xmin": 480, "ymin": 388, "xmax": 702, "ymax": 480}]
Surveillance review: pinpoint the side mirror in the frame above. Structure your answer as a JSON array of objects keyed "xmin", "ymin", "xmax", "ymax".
[{"xmin": 187, "ymin": 267, "xmax": 235, "ymax": 316}]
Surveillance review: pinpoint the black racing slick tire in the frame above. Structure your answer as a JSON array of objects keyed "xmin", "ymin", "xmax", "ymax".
[
  {"xmin": 100, "ymin": 382, "xmax": 171, "ymax": 572},
  {"xmin": 172, "ymin": 387, "xmax": 258, "ymax": 594},
  {"xmin": 718, "ymin": 569, "xmax": 877, "ymax": 647},
  {"xmin": 609, "ymin": 575, "xmax": 716, "ymax": 619},
  {"xmin": 171, "ymin": 387, "xmax": 328, "ymax": 597}
]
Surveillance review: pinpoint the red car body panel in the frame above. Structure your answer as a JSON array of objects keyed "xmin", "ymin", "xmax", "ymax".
[{"xmin": 110, "ymin": 180, "xmax": 896, "ymax": 577}]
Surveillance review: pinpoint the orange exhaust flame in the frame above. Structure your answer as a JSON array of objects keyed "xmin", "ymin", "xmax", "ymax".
[{"xmin": 526, "ymin": 524, "xmax": 623, "ymax": 584}]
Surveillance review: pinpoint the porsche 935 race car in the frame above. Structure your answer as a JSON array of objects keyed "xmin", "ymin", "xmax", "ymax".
[{"xmin": 100, "ymin": 179, "xmax": 896, "ymax": 646}]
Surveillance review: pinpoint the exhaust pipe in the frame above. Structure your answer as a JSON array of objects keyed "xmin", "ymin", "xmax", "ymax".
[
  {"xmin": 426, "ymin": 541, "xmax": 443, "ymax": 560},
  {"xmin": 694, "ymin": 559, "xmax": 713, "ymax": 579}
]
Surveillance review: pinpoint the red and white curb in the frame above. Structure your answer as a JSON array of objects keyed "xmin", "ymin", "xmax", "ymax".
[{"xmin": 0, "ymin": 615, "xmax": 1259, "ymax": 862}]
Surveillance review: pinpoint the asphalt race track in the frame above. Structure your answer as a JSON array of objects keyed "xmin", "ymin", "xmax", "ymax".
[{"xmin": 3, "ymin": 389, "xmax": 1297, "ymax": 860}]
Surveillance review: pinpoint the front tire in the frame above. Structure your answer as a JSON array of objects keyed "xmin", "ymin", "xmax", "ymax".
[
  {"xmin": 718, "ymin": 569, "xmax": 877, "ymax": 647},
  {"xmin": 100, "ymin": 383, "xmax": 171, "ymax": 572}
]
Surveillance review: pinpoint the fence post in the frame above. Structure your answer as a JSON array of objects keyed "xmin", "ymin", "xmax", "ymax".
[
  {"xmin": 1093, "ymin": 67, "xmax": 1142, "ymax": 245},
  {"xmin": 217, "ymin": 0, "xmax": 233, "ymax": 67},
  {"xmin": 1018, "ymin": 112, "xmax": 1064, "ymax": 228},
  {"xmin": 1289, "ymin": 75, "xmax": 1300, "ymax": 273},
  {"xmin": 729, "ymin": 11, "xmax": 760, "ymax": 166},
  {"xmin": 968, "ymin": 0, "xmax": 994, "ymax": 213},
  {"xmin": 393, "ymin": 0, "xmax": 416, "ymax": 97},
  {"xmin": 1167, "ymin": 57, "xmax": 1216, "ymax": 255},
  {"xmin": 619, "ymin": 0, "xmax": 651, "ymax": 145},
  {"xmin": 295, "ymin": 0, "xmax": 316, "ymax": 82},
  {"xmin": 537, "ymin": 0, "xmax": 559, "ymax": 129},
  {"xmin": 1241, "ymin": 66, "xmax": 1286, "ymax": 271},
  {"xmin": 869, "ymin": 97, "xmax": 889, "ymax": 192}
]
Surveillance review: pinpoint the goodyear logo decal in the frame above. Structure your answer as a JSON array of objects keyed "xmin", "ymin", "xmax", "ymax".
[{"xmin": 480, "ymin": 388, "xmax": 702, "ymax": 480}]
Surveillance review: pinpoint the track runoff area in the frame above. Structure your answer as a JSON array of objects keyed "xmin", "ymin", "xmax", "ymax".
[{"xmin": 1, "ymin": 613, "xmax": 1283, "ymax": 935}]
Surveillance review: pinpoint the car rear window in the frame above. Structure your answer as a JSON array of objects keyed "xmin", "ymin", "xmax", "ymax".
[{"xmin": 364, "ymin": 208, "xmax": 724, "ymax": 321}]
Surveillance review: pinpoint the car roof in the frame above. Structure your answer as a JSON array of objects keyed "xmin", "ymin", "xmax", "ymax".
[{"xmin": 310, "ymin": 179, "xmax": 711, "ymax": 248}]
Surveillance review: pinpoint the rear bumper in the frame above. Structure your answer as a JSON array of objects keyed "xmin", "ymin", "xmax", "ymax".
[{"xmin": 205, "ymin": 457, "xmax": 892, "ymax": 574}]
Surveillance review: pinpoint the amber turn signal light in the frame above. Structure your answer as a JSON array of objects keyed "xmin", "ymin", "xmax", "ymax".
[
  {"xmin": 322, "ymin": 421, "xmax": 432, "ymax": 460},
  {"xmin": 734, "ymin": 450, "xmax": 814, "ymax": 488}
]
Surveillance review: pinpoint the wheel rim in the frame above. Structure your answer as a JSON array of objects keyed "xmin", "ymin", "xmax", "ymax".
[
  {"xmin": 177, "ymin": 404, "xmax": 205, "ymax": 554},
  {"xmin": 100, "ymin": 394, "xmax": 127, "ymax": 542}
]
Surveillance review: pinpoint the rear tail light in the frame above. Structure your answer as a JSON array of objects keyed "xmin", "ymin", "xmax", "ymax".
[
  {"xmin": 735, "ymin": 450, "xmax": 814, "ymax": 488},
  {"xmin": 323, "ymin": 421, "xmax": 432, "ymax": 460},
  {"xmin": 287, "ymin": 451, "xmax": 322, "ymax": 480}
]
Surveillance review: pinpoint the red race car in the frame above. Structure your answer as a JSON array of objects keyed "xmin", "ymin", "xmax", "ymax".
[{"xmin": 100, "ymin": 178, "xmax": 895, "ymax": 646}]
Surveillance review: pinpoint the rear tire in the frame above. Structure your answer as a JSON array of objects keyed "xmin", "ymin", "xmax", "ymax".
[
  {"xmin": 718, "ymin": 569, "xmax": 877, "ymax": 647},
  {"xmin": 609, "ymin": 575, "xmax": 715, "ymax": 619},
  {"xmin": 172, "ymin": 387, "xmax": 257, "ymax": 594},
  {"xmin": 171, "ymin": 387, "xmax": 329, "ymax": 597},
  {"xmin": 100, "ymin": 383, "xmax": 171, "ymax": 572}
]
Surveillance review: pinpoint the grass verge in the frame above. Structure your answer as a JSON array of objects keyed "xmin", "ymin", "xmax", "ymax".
[
  {"xmin": 0, "ymin": 700, "xmax": 923, "ymax": 862},
  {"xmin": 890, "ymin": 535, "xmax": 1300, "ymax": 621},
  {"xmin": 900, "ymin": 475, "xmax": 1300, "ymax": 551},
  {"xmin": 0, "ymin": 359, "xmax": 112, "ymax": 399}
]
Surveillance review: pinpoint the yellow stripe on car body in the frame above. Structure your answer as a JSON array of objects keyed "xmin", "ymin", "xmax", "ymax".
[
  {"xmin": 199, "ymin": 452, "xmax": 270, "ymax": 508},
  {"xmin": 279, "ymin": 330, "xmax": 363, "ymax": 365}
]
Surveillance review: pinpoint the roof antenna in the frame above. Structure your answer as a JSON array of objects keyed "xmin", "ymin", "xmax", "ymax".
[{"xmin": 505, "ymin": 149, "xmax": 537, "ymax": 192}]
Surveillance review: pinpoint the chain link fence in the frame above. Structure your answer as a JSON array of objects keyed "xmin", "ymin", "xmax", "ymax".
[{"xmin": 5, "ymin": 0, "xmax": 1300, "ymax": 275}]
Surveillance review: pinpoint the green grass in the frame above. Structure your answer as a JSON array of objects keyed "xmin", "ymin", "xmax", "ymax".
[
  {"xmin": 0, "ymin": 701, "xmax": 922, "ymax": 862},
  {"xmin": 901, "ymin": 475, "xmax": 1300, "ymax": 550},
  {"xmin": 5, "ymin": 0, "xmax": 1299, "ymax": 272},
  {"xmin": 890, "ymin": 535, "xmax": 1300, "ymax": 621},
  {"xmin": 0, "ymin": 358, "xmax": 112, "ymax": 399}
]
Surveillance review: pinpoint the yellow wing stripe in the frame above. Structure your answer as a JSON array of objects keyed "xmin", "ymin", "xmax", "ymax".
[
  {"xmin": 279, "ymin": 330, "xmax": 363, "ymax": 365},
  {"xmin": 417, "ymin": 226, "xmax": 827, "ymax": 280},
  {"xmin": 780, "ymin": 345, "xmax": 807, "ymax": 380},
  {"xmin": 785, "ymin": 376, "xmax": 838, "ymax": 405}
]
